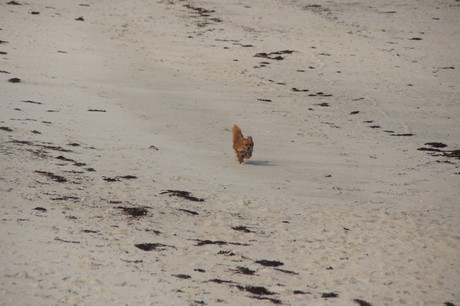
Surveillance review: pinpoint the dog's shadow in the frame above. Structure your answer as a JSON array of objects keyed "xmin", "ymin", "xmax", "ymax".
[{"xmin": 244, "ymin": 160, "xmax": 274, "ymax": 166}]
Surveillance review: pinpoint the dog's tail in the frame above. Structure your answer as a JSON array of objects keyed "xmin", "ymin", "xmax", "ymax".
[{"xmin": 232, "ymin": 124, "xmax": 243, "ymax": 143}]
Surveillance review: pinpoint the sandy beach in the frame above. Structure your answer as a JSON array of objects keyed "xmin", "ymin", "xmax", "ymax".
[{"xmin": 1, "ymin": 0, "xmax": 459, "ymax": 305}]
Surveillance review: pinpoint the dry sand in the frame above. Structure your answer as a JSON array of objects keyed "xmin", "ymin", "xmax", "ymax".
[{"xmin": 1, "ymin": 0, "xmax": 459, "ymax": 305}]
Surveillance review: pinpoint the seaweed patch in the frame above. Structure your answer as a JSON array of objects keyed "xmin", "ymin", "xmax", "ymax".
[
  {"xmin": 321, "ymin": 292, "xmax": 339, "ymax": 299},
  {"xmin": 236, "ymin": 285, "xmax": 275, "ymax": 295},
  {"xmin": 160, "ymin": 190, "xmax": 204, "ymax": 202},
  {"xmin": 255, "ymin": 260, "xmax": 284, "ymax": 267},
  {"xmin": 231, "ymin": 225, "xmax": 254, "ymax": 233},
  {"xmin": 135, "ymin": 243, "xmax": 174, "ymax": 251},
  {"xmin": 232, "ymin": 266, "xmax": 256, "ymax": 275},
  {"xmin": 35, "ymin": 171, "xmax": 67, "ymax": 183},
  {"xmin": 353, "ymin": 298, "xmax": 373, "ymax": 306},
  {"xmin": 116, "ymin": 206, "xmax": 149, "ymax": 218}
]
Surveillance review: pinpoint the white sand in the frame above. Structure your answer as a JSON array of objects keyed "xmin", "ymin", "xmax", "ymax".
[{"xmin": 1, "ymin": 0, "xmax": 459, "ymax": 305}]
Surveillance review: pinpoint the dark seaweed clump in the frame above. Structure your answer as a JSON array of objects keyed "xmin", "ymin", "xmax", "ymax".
[
  {"xmin": 255, "ymin": 260, "xmax": 284, "ymax": 267},
  {"xmin": 135, "ymin": 243, "xmax": 171, "ymax": 251},
  {"xmin": 160, "ymin": 190, "xmax": 204, "ymax": 202},
  {"xmin": 117, "ymin": 206, "xmax": 148, "ymax": 218},
  {"xmin": 34, "ymin": 171, "xmax": 67, "ymax": 182}
]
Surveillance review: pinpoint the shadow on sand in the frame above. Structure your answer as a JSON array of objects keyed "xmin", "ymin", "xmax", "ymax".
[{"xmin": 244, "ymin": 160, "xmax": 274, "ymax": 166}]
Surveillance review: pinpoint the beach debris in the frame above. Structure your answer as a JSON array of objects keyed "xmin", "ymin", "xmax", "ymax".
[
  {"xmin": 10, "ymin": 139, "xmax": 74, "ymax": 153},
  {"xmin": 116, "ymin": 206, "xmax": 148, "ymax": 218},
  {"xmin": 35, "ymin": 170, "xmax": 67, "ymax": 183},
  {"xmin": 194, "ymin": 239, "xmax": 250, "ymax": 247},
  {"xmin": 42, "ymin": 144, "xmax": 72, "ymax": 152},
  {"xmin": 232, "ymin": 266, "xmax": 256, "ymax": 275},
  {"xmin": 304, "ymin": 4, "xmax": 328, "ymax": 11},
  {"xmin": 183, "ymin": 3, "xmax": 221, "ymax": 28},
  {"xmin": 231, "ymin": 225, "xmax": 253, "ymax": 233},
  {"xmin": 33, "ymin": 207, "xmax": 47, "ymax": 212},
  {"xmin": 255, "ymin": 260, "xmax": 284, "ymax": 267},
  {"xmin": 208, "ymin": 278, "xmax": 236, "ymax": 284},
  {"xmin": 218, "ymin": 250, "xmax": 236, "ymax": 256},
  {"xmin": 75, "ymin": 16, "xmax": 85, "ymax": 21},
  {"xmin": 135, "ymin": 243, "xmax": 174, "ymax": 251},
  {"xmin": 390, "ymin": 133, "xmax": 414, "ymax": 137},
  {"xmin": 293, "ymin": 290, "xmax": 311, "ymax": 295},
  {"xmin": 195, "ymin": 240, "xmax": 228, "ymax": 246},
  {"xmin": 353, "ymin": 298, "xmax": 373, "ymax": 306},
  {"xmin": 268, "ymin": 79, "xmax": 286, "ymax": 85},
  {"xmin": 7, "ymin": 1, "xmax": 21, "ymax": 5},
  {"xmin": 21, "ymin": 99, "xmax": 43, "ymax": 105},
  {"xmin": 177, "ymin": 208, "xmax": 199, "ymax": 215},
  {"xmin": 103, "ymin": 175, "xmax": 137, "ymax": 182},
  {"xmin": 11, "ymin": 140, "xmax": 33, "ymax": 145},
  {"xmin": 254, "ymin": 50, "xmax": 295, "ymax": 61},
  {"xmin": 88, "ymin": 108, "xmax": 106, "ymax": 112},
  {"xmin": 51, "ymin": 195, "xmax": 79, "ymax": 201},
  {"xmin": 254, "ymin": 62, "xmax": 270, "ymax": 68},
  {"xmin": 418, "ymin": 142, "xmax": 460, "ymax": 160},
  {"xmin": 56, "ymin": 155, "xmax": 87, "ymax": 167},
  {"xmin": 0, "ymin": 126, "xmax": 13, "ymax": 132},
  {"xmin": 235, "ymin": 286, "xmax": 282, "ymax": 304},
  {"xmin": 172, "ymin": 274, "xmax": 191, "ymax": 279},
  {"xmin": 207, "ymin": 277, "xmax": 282, "ymax": 304},
  {"xmin": 8, "ymin": 77, "xmax": 21, "ymax": 83},
  {"xmin": 183, "ymin": 4, "xmax": 215, "ymax": 16},
  {"xmin": 321, "ymin": 292, "xmax": 339, "ymax": 299},
  {"xmin": 145, "ymin": 229, "xmax": 162, "ymax": 235},
  {"xmin": 160, "ymin": 189, "xmax": 204, "ymax": 202},
  {"xmin": 54, "ymin": 237, "xmax": 80, "ymax": 244},
  {"xmin": 292, "ymin": 87, "xmax": 309, "ymax": 92},
  {"xmin": 309, "ymin": 92, "xmax": 333, "ymax": 97},
  {"xmin": 424, "ymin": 142, "xmax": 447, "ymax": 148},
  {"xmin": 274, "ymin": 268, "xmax": 299, "ymax": 275},
  {"xmin": 257, "ymin": 98, "xmax": 272, "ymax": 102},
  {"xmin": 236, "ymin": 285, "xmax": 275, "ymax": 295}
]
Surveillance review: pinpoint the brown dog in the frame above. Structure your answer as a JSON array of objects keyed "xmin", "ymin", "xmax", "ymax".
[{"xmin": 232, "ymin": 124, "xmax": 254, "ymax": 164}]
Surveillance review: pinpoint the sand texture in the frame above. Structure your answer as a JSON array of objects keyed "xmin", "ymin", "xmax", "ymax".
[{"xmin": 1, "ymin": 0, "xmax": 459, "ymax": 305}]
